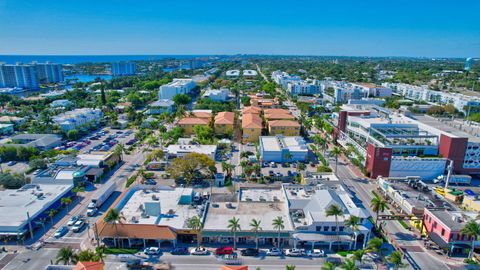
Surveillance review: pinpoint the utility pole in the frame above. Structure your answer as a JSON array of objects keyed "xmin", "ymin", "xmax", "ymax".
[{"xmin": 444, "ymin": 160, "xmax": 454, "ymax": 190}]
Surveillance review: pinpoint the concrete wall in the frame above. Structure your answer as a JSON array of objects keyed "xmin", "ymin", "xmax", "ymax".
[{"xmin": 389, "ymin": 157, "xmax": 447, "ymax": 180}]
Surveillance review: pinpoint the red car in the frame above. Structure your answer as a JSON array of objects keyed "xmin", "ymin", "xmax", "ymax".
[{"xmin": 215, "ymin": 247, "xmax": 233, "ymax": 255}]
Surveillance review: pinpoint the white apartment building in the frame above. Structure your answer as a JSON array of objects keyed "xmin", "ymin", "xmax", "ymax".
[
  {"xmin": 53, "ymin": 108, "xmax": 103, "ymax": 131},
  {"xmin": 158, "ymin": 79, "xmax": 196, "ymax": 100},
  {"xmin": 287, "ymin": 80, "xmax": 321, "ymax": 96},
  {"xmin": 202, "ymin": 88, "xmax": 230, "ymax": 102},
  {"xmin": 271, "ymin": 71, "xmax": 302, "ymax": 89}
]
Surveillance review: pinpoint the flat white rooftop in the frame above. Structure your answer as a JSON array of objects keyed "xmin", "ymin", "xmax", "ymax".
[
  {"xmin": 260, "ymin": 136, "xmax": 307, "ymax": 153},
  {"xmin": 166, "ymin": 144, "xmax": 217, "ymax": 156},
  {"xmin": 118, "ymin": 187, "xmax": 197, "ymax": 230},
  {"xmin": 0, "ymin": 183, "xmax": 73, "ymax": 232}
]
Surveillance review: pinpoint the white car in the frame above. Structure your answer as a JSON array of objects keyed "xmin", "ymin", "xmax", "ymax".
[
  {"xmin": 285, "ymin": 248, "xmax": 305, "ymax": 257},
  {"xmin": 306, "ymin": 249, "xmax": 325, "ymax": 257},
  {"xmin": 71, "ymin": 220, "xmax": 85, "ymax": 233},
  {"xmin": 144, "ymin": 247, "xmax": 161, "ymax": 255},
  {"xmin": 265, "ymin": 248, "xmax": 283, "ymax": 256},
  {"xmin": 190, "ymin": 247, "xmax": 209, "ymax": 255},
  {"xmin": 67, "ymin": 216, "xmax": 79, "ymax": 226}
]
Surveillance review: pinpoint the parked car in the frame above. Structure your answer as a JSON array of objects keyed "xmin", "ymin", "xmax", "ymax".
[
  {"xmin": 240, "ymin": 248, "xmax": 258, "ymax": 257},
  {"xmin": 144, "ymin": 247, "xmax": 161, "ymax": 255},
  {"xmin": 268, "ymin": 170, "xmax": 275, "ymax": 177},
  {"xmin": 87, "ymin": 208, "xmax": 98, "ymax": 217},
  {"xmin": 6, "ymin": 161, "xmax": 16, "ymax": 166},
  {"xmin": 33, "ymin": 169, "xmax": 42, "ymax": 175},
  {"xmin": 266, "ymin": 248, "xmax": 283, "ymax": 256},
  {"xmin": 190, "ymin": 247, "xmax": 209, "ymax": 255},
  {"xmin": 325, "ymin": 257, "xmax": 342, "ymax": 265},
  {"xmin": 54, "ymin": 226, "xmax": 68, "ymax": 238},
  {"xmin": 67, "ymin": 216, "xmax": 79, "ymax": 226},
  {"xmin": 285, "ymin": 248, "xmax": 305, "ymax": 257},
  {"xmin": 306, "ymin": 249, "xmax": 325, "ymax": 257},
  {"xmin": 144, "ymin": 179, "xmax": 156, "ymax": 185},
  {"xmin": 215, "ymin": 246, "xmax": 233, "ymax": 255},
  {"xmin": 71, "ymin": 221, "xmax": 85, "ymax": 233},
  {"xmin": 118, "ymin": 254, "xmax": 140, "ymax": 263},
  {"xmin": 170, "ymin": 247, "xmax": 189, "ymax": 255}
]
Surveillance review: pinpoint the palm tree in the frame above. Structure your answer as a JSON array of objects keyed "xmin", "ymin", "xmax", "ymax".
[
  {"xmin": 148, "ymin": 149, "xmax": 165, "ymax": 162},
  {"xmin": 326, "ymin": 204, "xmax": 344, "ymax": 249},
  {"xmin": 353, "ymin": 249, "xmax": 367, "ymax": 265},
  {"xmin": 341, "ymin": 258, "xmax": 358, "ymax": 270},
  {"xmin": 48, "ymin": 209, "xmax": 58, "ymax": 225},
  {"xmin": 61, "ymin": 197, "xmax": 73, "ymax": 211},
  {"xmin": 187, "ymin": 215, "xmax": 203, "ymax": 248},
  {"xmin": 460, "ymin": 220, "xmax": 480, "ymax": 259},
  {"xmin": 228, "ymin": 217, "xmax": 241, "ymax": 250},
  {"xmin": 284, "ymin": 152, "xmax": 293, "ymax": 162},
  {"xmin": 321, "ymin": 262, "xmax": 336, "ymax": 270},
  {"xmin": 286, "ymin": 265, "xmax": 296, "ymax": 270},
  {"xmin": 387, "ymin": 251, "xmax": 405, "ymax": 270},
  {"xmin": 250, "ymin": 218, "xmax": 262, "ymax": 250},
  {"xmin": 272, "ymin": 216, "xmax": 285, "ymax": 248},
  {"xmin": 221, "ymin": 161, "xmax": 235, "ymax": 179},
  {"xmin": 371, "ymin": 194, "xmax": 388, "ymax": 229},
  {"xmin": 345, "ymin": 215, "xmax": 360, "ymax": 249},
  {"xmin": 95, "ymin": 246, "xmax": 107, "ymax": 262},
  {"xmin": 104, "ymin": 209, "xmax": 125, "ymax": 247},
  {"xmin": 76, "ymin": 249, "xmax": 98, "ymax": 262},
  {"xmin": 56, "ymin": 247, "xmax": 77, "ymax": 265},
  {"xmin": 114, "ymin": 143, "xmax": 126, "ymax": 161},
  {"xmin": 331, "ymin": 146, "xmax": 341, "ymax": 172},
  {"xmin": 366, "ymin": 237, "xmax": 384, "ymax": 256},
  {"xmin": 313, "ymin": 135, "xmax": 327, "ymax": 156}
]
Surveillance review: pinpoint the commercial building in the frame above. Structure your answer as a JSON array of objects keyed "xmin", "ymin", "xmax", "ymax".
[
  {"xmin": 287, "ymin": 80, "xmax": 321, "ymax": 96},
  {"xmin": 241, "ymin": 113, "xmax": 263, "ymax": 143},
  {"xmin": 202, "ymin": 187, "xmax": 293, "ymax": 247},
  {"xmin": 111, "ymin": 62, "xmax": 136, "ymax": 76},
  {"xmin": 214, "ymin": 112, "xmax": 235, "ymax": 135},
  {"xmin": 0, "ymin": 123, "xmax": 14, "ymax": 135},
  {"xmin": 267, "ymin": 120, "xmax": 301, "ymax": 136},
  {"xmin": 158, "ymin": 79, "xmax": 196, "ymax": 100},
  {"xmin": 259, "ymin": 135, "xmax": 308, "ymax": 163},
  {"xmin": 202, "ymin": 88, "xmax": 231, "ymax": 102},
  {"xmin": 77, "ymin": 151, "xmax": 119, "ymax": 168},
  {"xmin": 423, "ymin": 209, "xmax": 479, "ymax": 255},
  {"xmin": 226, "ymin": 70, "xmax": 240, "ymax": 77},
  {"xmin": 242, "ymin": 70, "xmax": 258, "ymax": 77},
  {"xmin": 0, "ymin": 183, "xmax": 73, "ymax": 239},
  {"xmin": 53, "ymin": 108, "xmax": 103, "ymax": 132},
  {"xmin": 285, "ymin": 182, "xmax": 372, "ymax": 250},
  {"xmin": 0, "ymin": 63, "xmax": 39, "ymax": 89},
  {"xmin": 332, "ymin": 82, "xmax": 391, "ymax": 103},
  {"xmin": 331, "ymin": 104, "xmax": 480, "ymax": 178},
  {"xmin": 146, "ymin": 99, "xmax": 175, "ymax": 115},
  {"xmin": 166, "ymin": 144, "xmax": 217, "ymax": 159},
  {"xmin": 1, "ymin": 134, "xmax": 63, "ymax": 150}
]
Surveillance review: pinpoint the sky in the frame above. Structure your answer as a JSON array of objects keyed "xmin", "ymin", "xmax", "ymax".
[{"xmin": 0, "ymin": 0, "xmax": 479, "ymax": 57}]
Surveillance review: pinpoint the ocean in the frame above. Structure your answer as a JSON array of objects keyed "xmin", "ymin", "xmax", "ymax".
[{"xmin": 0, "ymin": 55, "xmax": 210, "ymax": 64}]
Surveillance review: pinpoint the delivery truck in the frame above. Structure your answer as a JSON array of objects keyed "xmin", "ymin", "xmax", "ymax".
[{"xmin": 87, "ymin": 180, "xmax": 117, "ymax": 216}]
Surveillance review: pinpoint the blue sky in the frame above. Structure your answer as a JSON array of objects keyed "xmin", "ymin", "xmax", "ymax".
[{"xmin": 0, "ymin": 0, "xmax": 479, "ymax": 57}]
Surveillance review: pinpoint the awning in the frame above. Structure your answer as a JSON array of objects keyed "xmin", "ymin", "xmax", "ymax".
[
  {"xmin": 202, "ymin": 230, "xmax": 290, "ymax": 238},
  {"xmin": 292, "ymin": 233, "xmax": 352, "ymax": 242},
  {"xmin": 428, "ymin": 232, "xmax": 449, "ymax": 249}
]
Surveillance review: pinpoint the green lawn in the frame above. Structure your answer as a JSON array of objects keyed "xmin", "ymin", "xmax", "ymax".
[{"xmin": 104, "ymin": 248, "xmax": 139, "ymax": 255}]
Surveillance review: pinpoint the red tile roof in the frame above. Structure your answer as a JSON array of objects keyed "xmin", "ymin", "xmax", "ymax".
[
  {"xmin": 242, "ymin": 106, "xmax": 261, "ymax": 114},
  {"xmin": 215, "ymin": 112, "xmax": 235, "ymax": 125},
  {"xmin": 178, "ymin": 117, "xmax": 210, "ymax": 125},
  {"xmin": 242, "ymin": 113, "xmax": 262, "ymax": 129},
  {"xmin": 268, "ymin": 119, "xmax": 300, "ymax": 127},
  {"xmin": 74, "ymin": 261, "xmax": 104, "ymax": 270}
]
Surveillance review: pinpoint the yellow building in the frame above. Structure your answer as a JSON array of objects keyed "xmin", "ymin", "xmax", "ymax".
[
  {"xmin": 263, "ymin": 108, "xmax": 295, "ymax": 121},
  {"xmin": 463, "ymin": 196, "xmax": 480, "ymax": 212},
  {"xmin": 178, "ymin": 117, "xmax": 210, "ymax": 135},
  {"xmin": 268, "ymin": 120, "xmax": 301, "ymax": 136},
  {"xmin": 214, "ymin": 112, "xmax": 235, "ymax": 135},
  {"xmin": 242, "ymin": 113, "xmax": 263, "ymax": 143}
]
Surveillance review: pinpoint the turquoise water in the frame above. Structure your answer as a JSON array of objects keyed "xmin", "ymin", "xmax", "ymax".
[{"xmin": 65, "ymin": 74, "xmax": 112, "ymax": 83}]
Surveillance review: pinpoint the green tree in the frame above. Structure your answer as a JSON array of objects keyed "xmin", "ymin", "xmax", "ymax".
[
  {"xmin": 345, "ymin": 215, "xmax": 360, "ymax": 249},
  {"xmin": 56, "ymin": 247, "xmax": 77, "ymax": 265},
  {"xmin": 326, "ymin": 204, "xmax": 344, "ymax": 248},
  {"xmin": 76, "ymin": 249, "xmax": 99, "ymax": 262},
  {"xmin": 29, "ymin": 158, "xmax": 47, "ymax": 169},
  {"xmin": 331, "ymin": 146, "xmax": 342, "ymax": 172},
  {"xmin": 272, "ymin": 216, "xmax": 285, "ymax": 248},
  {"xmin": 194, "ymin": 125, "xmax": 214, "ymax": 144},
  {"xmin": 113, "ymin": 143, "xmax": 127, "ymax": 161},
  {"xmin": 387, "ymin": 251, "xmax": 405, "ymax": 270},
  {"xmin": 187, "ymin": 215, "xmax": 203, "ymax": 248},
  {"xmin": 371, "ymin": 194, "xmax": 388, "ymax": 228},
  {"xmin": 48, "ymin": 209, "xmax": 58, "ymax": 225},
  {"xmin": 286, "ymin": 265, "xmax": 296, "ymax": 270},
  {"xmin": 67, "ymin": 129, "xmax": 80, "ymax": 141},
  {"xmin": 228, "ymin": 217, "xmax": 241, "ymax": 250},
  {"xmin": 61, "ymin": 197, "xmax": 73, "ymax": 211},
  {"xmin": 221, "ymin": 161, "xmax": 235, "ymax": 179},
  {"xmin": 341, "ymin": 258, "xmax": 358, "ymax": 270},
  {"xmin": 250, "ymin": 218, "xmax": 262, "ymax": 250},
  {"xmin": 172, "ymin": 94, "xmax": 191, "ymax": 106},
  {"xmin": 353, "ymin": 249, "xmax": 367, "ymax": 265},
  {"xmin": 321, "ymin": 262, "xmax": 336, "ymax": 270},
  {"xmin": 460, "ymin": 220, "xmax": 480, "ymax": 259},
  {"xmin": 366, "ymin": 237, "xmax": 383, "ymax": 255},
  {"xmin": 167, "ymin": 153, "xmax": 216, "ymax": 185},
  {"xmin": 0, "ymin": 173, "xmax": 27, "ymax": 189},
  {"xmin": 104, "ymin": 209, "xmax": 126, "ymax": 247}
]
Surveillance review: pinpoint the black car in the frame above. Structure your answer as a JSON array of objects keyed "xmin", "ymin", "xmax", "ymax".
[
  {"xmin": 170, "ymin": 247, "xmax": 189, "ymax": 255},
  {"xmin": 240, "ymin": 248, "xmax": 259, "ymax": 256}
]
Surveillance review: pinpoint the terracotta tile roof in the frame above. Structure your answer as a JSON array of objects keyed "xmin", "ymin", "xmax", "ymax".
[
  {"xmin": 263, "ymin": 108, "xmax": 291, "ymax": 115},
  {"xmin": 215, "ymin": 112, "xmax": 235, "ymax": 125},
  {"xmin": 264, "ymin": 109, "xmax": 294, "ymax": 120},
  {"xmin": 242, "ymin": 113, "xmax": 263, "ymax": 129},
  {"xmin": 268, "ymin": 119, "xmax": 301, "ymax": 127},
  {"xmin": 74, "ymin": 261, "xmax": 104, "ymax": 270},
  {"xmin": 97, "ymin": 223, "xmax": 177, "ymax": 240},
  {"xmin": 242, "ymin": 106, "xmax": 261, "ymax": 114},
  {"xmin": 192, "ymin": 111, "xmax": 212, "ymax": 119},
  {"xmin": 221, "ymin": 266, "xmax": 249, "ymax": 270},
  {"xmin": 178, "ymin": 117, "xmax": 210, "ymax": 125}
]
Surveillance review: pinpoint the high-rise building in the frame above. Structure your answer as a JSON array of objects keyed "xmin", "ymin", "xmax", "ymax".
[
  {"xmin": 33, "ymin": 61, "xmax": 64, "ymax": 84},
  {"xmin": 111, "ymin": 62, "xmax": 136, "ymax": 76},
  {"xmin": 0, "ymin": 63, "xmax": 39, "ymax": 89},
  {"xmin": 465, "ymin": 57, "xmax": 474, "ymax": 71}
]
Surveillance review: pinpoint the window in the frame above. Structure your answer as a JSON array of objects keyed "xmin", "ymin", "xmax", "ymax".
[
  {"xmin": 316, "ymin": 226, "xmax": 321, "ymax": 232},
  {"xmin": 323, "ymin": 226, "xmax": 329, "ymax": 231},
  {"xmin": 441, "ymin": 229, "xmax": 445, "ymax": 236},
  {"xmin": 339, "ymin": 226, "xmax": 344, "ymax": 232},
  {"xmin": 331, "ymin": 226, "xmax": 336, "ymax": 232},
  {"xmin": 433, "ymin": 222, "xmax": 437, "ymax": 229}
]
